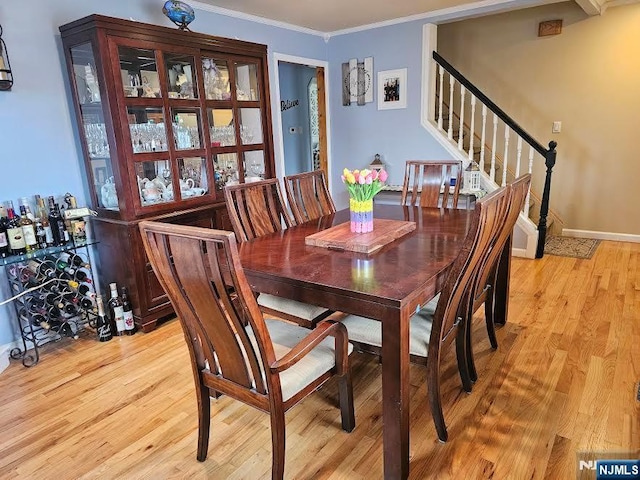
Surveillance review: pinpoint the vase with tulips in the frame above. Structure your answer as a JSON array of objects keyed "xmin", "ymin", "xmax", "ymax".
[{"xmin": 341, "ymin": 168, "xmax": 388, "ymax": 233}]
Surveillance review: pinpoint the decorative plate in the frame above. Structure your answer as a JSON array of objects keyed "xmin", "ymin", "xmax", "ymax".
[{"xmin": 163, "ymin": 0, "xmax": 195, "ymax": 30}]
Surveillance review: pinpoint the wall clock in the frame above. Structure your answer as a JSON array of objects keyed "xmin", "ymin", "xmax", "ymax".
[{"xmin": 342, "ymin": 57, "xmax": 373, "ymax": 106}]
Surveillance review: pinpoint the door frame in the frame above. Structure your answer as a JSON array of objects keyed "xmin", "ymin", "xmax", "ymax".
[{"xmin": 272, "ymin": 53, "xmax": 332, "ymax": 190}]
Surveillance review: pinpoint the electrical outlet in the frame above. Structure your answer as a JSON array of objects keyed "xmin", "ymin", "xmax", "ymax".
[{"xmin": 552, "ymin": 121, "xmax": 562, "ymax": 133}]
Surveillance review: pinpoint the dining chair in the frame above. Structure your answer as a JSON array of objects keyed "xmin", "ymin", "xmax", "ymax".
[
  {"xmin": 138, "ymin": 221, "xmax": 355, "ymax": 480},
  {"xmin": 224, "ymin": 179, "xmax": 332, "ymax": 328},
  {"xmin": 284, "ymin": 170, "xmax": 336, "ymax": 224},
  {"xmin": 400, "ymin": 160, "xmax": 463, "ymax": 208},
  {"xmin": 465, "ymin": 173, "xmax": 532, "ymax": 383},
  {"xmin": 340, "ymin": 185, "xmax": 510, "ymax": 442}
]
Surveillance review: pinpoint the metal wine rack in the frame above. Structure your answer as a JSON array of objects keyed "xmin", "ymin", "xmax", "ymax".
[{"xmin": 1, "ymin": 241, "xmax": 99, "ymax": 367}]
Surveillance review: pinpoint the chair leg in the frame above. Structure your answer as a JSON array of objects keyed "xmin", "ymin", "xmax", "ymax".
[
  {"xmin": 270, "ymin": 407, "xmax": 286, "ymax": 480},
  {"xmin": 485, "ymin": 291, "xmax": 498, "ymax": 350},
  {"xmin": 196, "ymin": 384, "xmax": 211, "ymax": 462},
  {"xmin": 426, "ymin": 352, "xmax": 448, "ymax": 442},
  {"xmin": 455, "ymin": 325, "xmax": 473, "ymax": 394},
  {"xmin": 466, "ymin": 311, "xmax": 478, "ymax": 384},
  {"xmin": 338, "ymin": 372, "xmax": 356, "ymax": 432}
]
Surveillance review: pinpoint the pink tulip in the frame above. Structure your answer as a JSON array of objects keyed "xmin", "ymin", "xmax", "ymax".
[
  {"xmin": 379, "ymin": 170, "xmax": 388, "ymax": 182},
  {"xmin": 365, "ymin": 174, "xmax": 373, "ymax": 184},
  {"xmin": 371, "ymin": 170, "xmax": 379, "ymax": 181},
  {"xmin": 358, "ymin": 174, "xmax": 366, "ymax": 185}
]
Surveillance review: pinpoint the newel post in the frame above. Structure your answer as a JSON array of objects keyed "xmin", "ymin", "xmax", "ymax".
[{"xmin": 535, "ymin": 141, "xmax": 557, "ymax": 258}]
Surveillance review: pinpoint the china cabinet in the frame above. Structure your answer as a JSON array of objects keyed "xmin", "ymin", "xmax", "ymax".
[{"xmin": 60, "ymin": 15, "xmax": 275, "ymax": 331}]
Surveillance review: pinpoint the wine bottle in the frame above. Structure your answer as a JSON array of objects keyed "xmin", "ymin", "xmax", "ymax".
[
  {"xmin": 27, "ymin": 258, "xmax": 56, "ymax": 279},
  {"xmin": 30, "ymin": 313, "xmax": 49, "ymax": 329},
  {"xmin": 46, "ymin": 305, "xmax": 62, "ymax": 319},
  {"xmin": 19, "ymin": 197, "xmax": 35, "ymax": 221},
  {"xmin": 108, "ymin": 282, "xmax": 125, "ymax": 336},
  {"xmin": 58, "ymin": 252, "xmax": 89, "ymax": 268},
  {"xmin": 74, "ymin": 270, "xmax": 91, "ymax": 283},
  {"xmin": 6, "ymin": 203, "xmax": 27, "ymax": 255},
  {"xmin": 121, "ymin": 286, "xmax": 136, "ymax": 335},
  {"xmin": 77, "ymin": 295, "xmax": 95, "ymax": 310},
  {"xmin": 47, "ymin": 197, "xmax": 68, "ymax": 246},
  {"xmin": 95, "ymin": 295, "xmax": 113, "ymax": 342},
  {"xmin": 76, "ymin": 282, "xmax": 95, "ymax": 298},
  {"xmin": 19, "ymin": 205, "xmax": 38, "ymax": 252},
  {"xmin": 59, "ymin": 322, "xmax": 78, "ymax": 339},
  {"xmin": 51, "ymin": 257, "xmax": 76, "ymax": 277},
  {"xmin": 0, "ymin": 206, "xmax": 10, "ymax": 258},
  {"xmin": 36, "ymin": 197, "xmax": 54, "ymax": 247},
  {"xmin": 63, "ymin": 302, "xmax": 78, "ymax": 316}
]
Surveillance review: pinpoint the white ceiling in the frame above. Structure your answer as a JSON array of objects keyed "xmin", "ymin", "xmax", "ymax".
[{"xmin": 190, "ymin": 0, "xmax": 633, "ymax": 35}]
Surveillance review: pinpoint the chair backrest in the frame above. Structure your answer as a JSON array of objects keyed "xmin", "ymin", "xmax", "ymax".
[
  {"xmin": 429, "ymin": 184, "xmax": 511, "ymax": 350},
  {"xmin": 284, "ymin": 170, "xmax": 336, "ymax": 224},
  {"xmin": 224, "ymin": 178, "xmax": 294, "ymax": 242},
  {"xmin": 401, "ymin": 160, "xmax": 462, "ymax": 208},
  {"xmin": 139, "ymin": 221, "xmax": 279, "ymax": 409},
  {"xmin": 473, "ymin": 173, "xmax": 532, "ymax": 295}
]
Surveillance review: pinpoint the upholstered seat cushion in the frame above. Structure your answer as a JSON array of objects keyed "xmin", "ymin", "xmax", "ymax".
[
  {"xmin": 248, "ymin": 319, "xmax": 353, "ymax": 402},
  {"xmin": 257, "ymin": 293, "xmax": 329, "ymax": 322},
  {"xmin": 341, "ymin": 296, "xmax": 439, "ymax": 358}
]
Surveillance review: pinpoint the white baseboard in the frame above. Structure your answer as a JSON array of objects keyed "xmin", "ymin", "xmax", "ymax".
[
  {"xmin": 562, "ymin": 229, "xmax": 640, "ymax": 244},
  {"xmin": 0, "ymin": 341, "xmax": 18, "ymax": 375},
  {"xmin": 512, "ymin": 247, "xmax": 530, "ymax": 258}
]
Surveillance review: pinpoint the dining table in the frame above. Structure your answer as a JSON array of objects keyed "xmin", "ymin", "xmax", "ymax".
[{"xmin": 237, "ymin": 203, "xmax": 511, "ymax": 479}]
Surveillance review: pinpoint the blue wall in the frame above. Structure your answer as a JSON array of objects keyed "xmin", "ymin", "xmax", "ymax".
[
  {"xmin": 328, "ymin": 22, "xmax": 451, "ymax": 208},
  {"xmin": 0, "ymin": 2, "xmax": 451, "ymax": 346}
]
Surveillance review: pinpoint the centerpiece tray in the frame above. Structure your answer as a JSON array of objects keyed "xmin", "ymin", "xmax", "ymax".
[{"xmin": 305, "ymin": 219, "xmax": 416, "ymax": 254}]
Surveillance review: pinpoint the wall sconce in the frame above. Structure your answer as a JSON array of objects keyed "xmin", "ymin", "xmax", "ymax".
[{"xmin": 0, "ymin": 24, "xmax": 13, "ymax": 91}]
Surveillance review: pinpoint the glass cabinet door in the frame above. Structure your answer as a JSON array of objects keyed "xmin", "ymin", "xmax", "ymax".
[
  {"xmin": 202, "ymin": 57, "xmax": 231, "ymax": 100},
  {"xmin": 213, "ymin": 153, "xmax": 239, "ymax": 191},
  {"xmin": 69, "ymin": 43, "xmax": 118, "ymax": 210},
  {"xmin": 126, "ymin": 107, "xmax": 168, "ymax": 153},
  {"xmin": 165, "ymin": 53, "xmax": 198, "ymax": 99},
  {"xmin": 239, "ymin": 108, "xmax": 263, "ymax": 145},
  {"xmin": 178, "ymin": 157, "xmax": 208, "ymax": 199},
  {"xmin": 172, "ymin": 109, "xmax": 202, "ymax": 150},
  {"xmin": 118, "ymin": 46, "xmax": 161, "ymax": 98},
  {"xmin": 207, "ymin": 108, "xmax": 235, "ymax": 147},
  {"xmin": 235, "ymin": 62, "xmax": 259, "ymax": 101},
  {"xmin": 134, "ymin": 160, "xmax": 173, "ymax": 206}
]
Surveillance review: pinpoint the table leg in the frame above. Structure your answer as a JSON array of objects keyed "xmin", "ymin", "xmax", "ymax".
[
  {"xmin": 494, "ymin": 234, "xmax": 512, "ymax": 325},
  {"xmin": 381, "ymin": 312, "xmax": 410, "ymax": 479}
]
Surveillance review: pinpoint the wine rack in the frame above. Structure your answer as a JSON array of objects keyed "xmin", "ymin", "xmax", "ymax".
[{"xmin": 2, "ymin": 241, "xmax": 99, "ymax": 367}]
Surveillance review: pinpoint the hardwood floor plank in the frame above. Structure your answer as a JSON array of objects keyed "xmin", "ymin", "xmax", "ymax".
[{"xmin": 0, "ymin": 240, "xmax": 638, "ymax": 479}]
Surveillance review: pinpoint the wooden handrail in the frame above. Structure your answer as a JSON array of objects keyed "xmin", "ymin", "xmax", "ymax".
[
  {"xmin": 433, "ymin": 51, "xmax": 547, "ymax": 156},
  {"xmin": 433, "ymin": 50, "xmax": 558, "ymax": 258}
]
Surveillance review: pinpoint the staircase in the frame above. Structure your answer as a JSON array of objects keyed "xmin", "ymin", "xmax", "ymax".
[{"xmin": 425, "ymin": 50, "xmax": 560, "ymax": 258}]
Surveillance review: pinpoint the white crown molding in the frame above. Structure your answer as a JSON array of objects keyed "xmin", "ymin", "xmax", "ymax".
[
  {"xmin": 328, "ymin": 0, "xmax": 563, "ymax": 37},
  {"xmin": 190, "ymin": 1, "xmax": 326, "ymax": 37},
  {"xmin": 574, "ymin": 0, "xmax": 604, "ymax": 15},
  {"xmin": 192, "ymin": 0, "xmax": 565, "ymax": 39}
]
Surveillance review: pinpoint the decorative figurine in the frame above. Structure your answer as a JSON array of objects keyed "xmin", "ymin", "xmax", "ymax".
[{"xmin": 162, "ymin": 1, "xmax": 195, "ymax": 31}]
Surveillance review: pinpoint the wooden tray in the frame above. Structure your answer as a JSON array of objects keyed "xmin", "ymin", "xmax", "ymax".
[{"xmin": 305, "ymin": 219, "xmax": 416, "ymax": 254}]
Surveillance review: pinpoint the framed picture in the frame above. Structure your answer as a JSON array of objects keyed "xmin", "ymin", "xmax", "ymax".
[{"xmin": 377, "ymin": 68, "xmax": 407, "ymax": 110}]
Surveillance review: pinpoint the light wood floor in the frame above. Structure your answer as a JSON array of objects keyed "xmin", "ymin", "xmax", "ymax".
[{"xmin": 0, "ymin": 240, "xmax": 638, "ymax": 479}]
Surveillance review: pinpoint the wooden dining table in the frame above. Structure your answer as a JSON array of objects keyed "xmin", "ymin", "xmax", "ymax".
[{"xmin": 237, "ymin": 203, "xmax": 511, "ymax": 479}]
